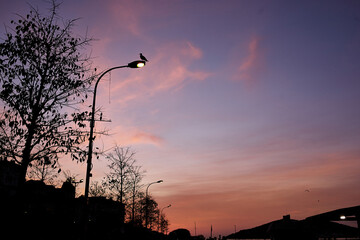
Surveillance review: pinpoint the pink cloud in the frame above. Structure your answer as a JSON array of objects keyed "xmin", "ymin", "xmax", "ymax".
[
  {"xmin": 106, "ymin": 0, "xmax": 144, "ymax": 37},
  {"xmin": 130, "ymin": 131, "xmax": 164, "ymax": 146},
  {"xmin": 102, "ymin": 40, "xmax": 211, "ymax": 107},
  {"xmin": 232, "ymin": 36, "xmax": 264, "ymax": 86},
  {"xmin": 183, "ymin": 41, "xmax": 203, "ymax": 59},
  {"xmin": 103, "ymin": 125, "xmax": 164, "ymax": 147},
  {"xmin": 239, "ymin": 37, "xmax": 259, "ymax": 72}
]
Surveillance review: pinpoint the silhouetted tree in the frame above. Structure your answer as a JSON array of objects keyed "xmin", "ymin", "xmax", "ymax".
[
  {"xmin": 103, "ymin": 146, "xmax": 136, "ymax": 204},
  {"xmin": 27, "ymin": 156, "xmax": 59, "ymax": 184},
  {"xmin": 0, "ymin": 1, "xmax": 94, "ymax": 184},
  {"xmin": 89, "ymin": 180, "xmax": 106, "ymax": 197},
  {"xmin": 129, "ymin": 165, "xmax": 146, "ymax": 222},
  {"xmin": 130, "ymin": 191, "xmax": 146, "ymax": 226},
  {"xmin": 159, "ymin": 213, "xmax": 169, "ymax": 234},
  {"xmin": 139, "ymin": 195, "xmax": 160, "ymax": 230}
]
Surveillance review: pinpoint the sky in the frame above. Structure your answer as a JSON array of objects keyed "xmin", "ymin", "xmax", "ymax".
[{"xmin": 1, "ymin": 0, "xmax": 360, "ymax": 237}]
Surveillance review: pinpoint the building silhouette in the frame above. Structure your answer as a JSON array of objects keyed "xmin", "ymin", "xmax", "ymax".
[
  {"xmin": 0, "ymin": 160, "xmax": 126, "ymax": 240},
  {"xmin": 0, "ymin": 160, "xmax": 21, "ymax": 196},
  {"xmin": 226, "ymin": 206, "xmax": 360, "ymax": 240}
]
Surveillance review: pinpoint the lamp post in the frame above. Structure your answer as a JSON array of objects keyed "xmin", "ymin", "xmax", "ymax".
[
  {"xmin": 145, "ymin": 180, "xmax": 163, "ymax": 228},
  {"xmin": 84, "ymin": 60, "xmax": 146, "ymax": 200},
  {"xmin": 158, "ymin": 204, "xmax": 171, "ymax": 232}
]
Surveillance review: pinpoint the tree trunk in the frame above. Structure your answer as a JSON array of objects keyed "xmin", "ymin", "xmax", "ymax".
[
  {"xmin": 19, "ymin": 127, "xmax": 34, "ymax": 184},
  {"xmin": 19, "ymin": 99, "xmax": 41, "ymax": 184},
  {"xmin": 131, "ymin": 185, "xmax": 135, "ymax": 222}
]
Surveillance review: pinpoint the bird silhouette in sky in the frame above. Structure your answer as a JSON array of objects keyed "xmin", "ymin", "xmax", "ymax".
[{"xmin": 140, "ymin": 53, "xmax": 148, "ymax": 62}]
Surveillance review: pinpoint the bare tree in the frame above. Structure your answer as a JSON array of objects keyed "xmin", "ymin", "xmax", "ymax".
[
  {"xmin": 128, "ymin": 165, "xmax": 145, "ymax": 222},
  {"xmin": 26, "ymin": 155, "xmax": 59, "ymax": 184},
  {"xmin": 62, "ymin": 170, "xmax": 82, "ymax": 185},
  {"xmin": 103, "ymin": 146, "xmax": 136, "ymax": 204},
  {"xmin": 130, "ymin": 191, "xmax": 146, "ymax": 226},
  {"xmin": 0, "ymin": 1, "xmax": 94, "ymax": 184},
  {"xmin": 89, "ymin": 181, "xmax": 106, "ymax": 197}
]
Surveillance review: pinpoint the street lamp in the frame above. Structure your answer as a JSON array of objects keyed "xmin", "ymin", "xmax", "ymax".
[
  {"xmin": 84, "ymin": 60, "xmax": 146, "ymax": 200},
  {"xmin": 145, "ymin": 180, "xmax": 163, "ymax": 228},
  {"xmin": 146, "ymin": 180, "xmax": 163, "ymax": 197},
  {"xmin": 158, "ymin": 204, "xmax": 171, "ymax": 232}
]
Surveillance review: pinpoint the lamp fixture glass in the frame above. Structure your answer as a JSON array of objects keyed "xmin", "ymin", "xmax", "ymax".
[{"xmin": 128, "ymin": 60, "xmax": 146, "ymax": 68}]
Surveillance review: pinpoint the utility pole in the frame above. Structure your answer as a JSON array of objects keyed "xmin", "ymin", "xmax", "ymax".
[
  {"xmin": 194, "ymin": 222, "xmax": 197, "ymax": 236},
  {"xmin": 234, "ymin": 225, "xmax": 237, "ymax": 240}
]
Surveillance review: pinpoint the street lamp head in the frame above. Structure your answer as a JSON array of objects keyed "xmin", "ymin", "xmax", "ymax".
[
  {"xmin": 128, "ymin": 60, "xmax": 146, "ymax": 68},
  {"xmin": 136, "ymin": 61, "xmax": 145, "ymax": 68},
  {"xmin": 157, "ymin": 180, "xmax": 163, "ymax": 183}
]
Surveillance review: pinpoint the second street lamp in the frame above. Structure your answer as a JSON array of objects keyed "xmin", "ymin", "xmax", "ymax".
[
  {"xmin": 158, "ymin": 204, "xmax": 171, "ymax": 232},
  {"xmin": 84, "ymin": 60, "xmax": 146, "ymax": 200},
  {"xmin": 145, "ymin": 180, "xmax": 163, "ymax": 228}
]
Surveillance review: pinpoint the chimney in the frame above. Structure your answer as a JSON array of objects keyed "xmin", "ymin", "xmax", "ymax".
[{"xmin": 283, "ymin": 215, "xmax": 290, "ymax": 220}]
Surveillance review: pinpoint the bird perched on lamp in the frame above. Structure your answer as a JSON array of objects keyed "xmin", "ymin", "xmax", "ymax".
[{"xmin": 140, "ymin": 53, "xmax": 148, "ymax": 62}]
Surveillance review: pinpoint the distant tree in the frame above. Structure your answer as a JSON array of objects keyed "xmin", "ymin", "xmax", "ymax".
[
  {"xmin": 128, "ymin": 165, "xmax": 146, "ymax": 222},
  {"xmin": 27, "ymin": 155, "xmax": 59, "ymax": 184},
  {"xmin": 102, "ymin": 146, "xmax": 151, "ymax": 225},
  {"xmin": 0, "ymin": 1, "xmax": 94, "ymax": 184},
  {"xmin": 103, "ymin": 146, "xmax": 136, "ymax": 204},
  {"xmin": 89, "ymin": 181, "xmax": 106, "ymax": 197},
  {"xmin": 62, "ymin": 170, "xmax": 76, "ymax": 180},
  {"xmin": 139, "ymin": 195, "xmax": 160, "ymax": 230},
  {"xmin": 159, "ymin": 213, "xmax": 169, "ymax": 234},
  {"xmin": 130, "ymin": 191, "xmax": 146, "ymax": 226}
]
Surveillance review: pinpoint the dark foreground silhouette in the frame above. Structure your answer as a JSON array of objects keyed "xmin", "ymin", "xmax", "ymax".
[
  {"xmin": 0, "ymin": 179, "xmax": 164, "ymax": 240},
  {"xmin": 0, "ymin": 179, "xmax": 204, "ymax": 240},
  {"xmin": 225, "ymin": 208, "xmax": 360, "ymax": 240},
  {"xmin": 1, "ymin": 163, "xmax": 359, "ymax": 240}
]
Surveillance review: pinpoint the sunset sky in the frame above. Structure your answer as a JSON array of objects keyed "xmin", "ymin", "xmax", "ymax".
[{"xmin": 1, "ymin": 0, "xmax": 360, "ymax": 237}]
